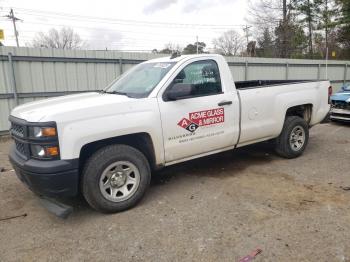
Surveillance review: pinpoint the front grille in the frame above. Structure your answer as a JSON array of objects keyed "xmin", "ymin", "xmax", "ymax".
[
  {"xmin": 15, "ymin": 140, "xmax": 27, "ymax": 156},
  {"xmin": 332, "ymin": 100, "xmax": 350, "ymax": 110},
  {"xmin": 331, "ymin": 113, "xmax": 350, "ymax": 119},
  {"xmin": 9, "ymin": 118, "xmax": 29, "ymax": 159},
  {"xmin": 10, "ymin": 122, "xmax": 25, "ymax": 138}
]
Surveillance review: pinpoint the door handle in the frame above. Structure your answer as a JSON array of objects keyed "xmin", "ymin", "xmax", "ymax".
[{"xmin": 218, "ymin": 100, "xmax": 232, "ymax": 106}]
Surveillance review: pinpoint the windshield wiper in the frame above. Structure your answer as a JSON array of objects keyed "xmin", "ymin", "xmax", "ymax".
[{"xmin": 101, "ymin": 90, "xmax": 130, "ymax": 96}]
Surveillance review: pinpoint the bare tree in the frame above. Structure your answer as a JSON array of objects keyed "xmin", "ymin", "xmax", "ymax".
[
  {"xmin": 246, "ymin": 0, "xmax": 297, "ymax": 58},
  {"xmin": 246, "ymin": 0, "xmax": 283, "ymax": 33},
  {"xmin": 212, "ymin": 30, "xmax": 244, "ymax": 56},
  {"xmin": 159, "ymin": 42, "xmax": 183, "ymax": 54},
  {"xmin": 31, "ymin": 27, "xmax": 85, "ymax": 49}
]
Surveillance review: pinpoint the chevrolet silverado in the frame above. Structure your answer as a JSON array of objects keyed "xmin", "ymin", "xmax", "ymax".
[{"xmin": 9, "ymin": 54, "xmax": 331, "ymax": 213}]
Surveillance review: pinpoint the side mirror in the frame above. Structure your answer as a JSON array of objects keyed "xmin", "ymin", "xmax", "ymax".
[{"xmin": 166, "ymin": 83, "xmax": 193, "ymax": 100}]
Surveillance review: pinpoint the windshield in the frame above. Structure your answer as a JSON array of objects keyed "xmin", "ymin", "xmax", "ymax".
[
  {"xmin": 343, "ymin": 84, "xmax": 350, "ymax": 91},
  {"xmin": 104, "ymin": 62, "xmax": 176, "ymax": 98}
]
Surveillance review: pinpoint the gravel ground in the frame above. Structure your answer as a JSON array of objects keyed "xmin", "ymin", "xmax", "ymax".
[{"xmin": 0, "ymin": 122, "xmax": 350, "ymax": 262}]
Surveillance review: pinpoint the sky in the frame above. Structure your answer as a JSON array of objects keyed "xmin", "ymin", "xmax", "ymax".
[{"xmin": 0, "ymin": 0, "xmax": 250, "ymax": 51}]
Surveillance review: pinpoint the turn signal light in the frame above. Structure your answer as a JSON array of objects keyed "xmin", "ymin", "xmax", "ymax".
[
  {"xmin": 41, "ymin": 127, "xmax": 57, "ymax": 137},
  {"xmin": 46, "ymin": 146, "xmax": 59, "ymax": 156}
]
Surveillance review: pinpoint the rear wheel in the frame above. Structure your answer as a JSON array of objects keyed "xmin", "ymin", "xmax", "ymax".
[
  {"xmin": 82, "ymin": 144, "xmax": 151, "ymax": 213},
  {"xmin": 274, "ymin": 116, "xmax": 309, "ymax": 159}
]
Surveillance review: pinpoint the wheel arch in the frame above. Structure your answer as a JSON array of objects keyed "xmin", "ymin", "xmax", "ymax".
[
  {"xmin": 79, "ymin": 132, "xmax": 158, "ymax": 172},
  {"xmin": 285, "ymin": 104, "xmax": 313, "ymax": 125}
]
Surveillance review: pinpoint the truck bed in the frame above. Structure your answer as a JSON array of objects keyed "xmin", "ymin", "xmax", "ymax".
[{"xmin": 235, "ymin": 80, "xmax": 317, "ymax": 90}]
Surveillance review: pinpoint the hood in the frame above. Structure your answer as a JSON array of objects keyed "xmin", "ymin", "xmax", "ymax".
[
  {"xmin": 11, "ymin": 92, "xmax": 136, "ymax": 122},
  {"xmin": 330, "ymin": 90, "xmax": 350, "ymax": 103}
]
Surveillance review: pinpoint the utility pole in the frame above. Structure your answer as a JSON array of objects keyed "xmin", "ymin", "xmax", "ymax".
[
  {"xmin": 243, "ymin": 25, "xmax": 251, "ymax": 56},
  {"xmin": 283, "ymin": 0, "xmax": 287, "ymax": 22},
  {"xmin": 282, "ymin": 0, "xmax": 287, "ymax": 58},
  {"xmin": 307, "ymin": 0, "xmax": 313, "ymax": 57},
  {"xmin": 243, "ymin": 25, "xmax": 251, "ymax": 45},
  {"xmin": 325, "ymin": 0, "xmax": 329, "ymax": 53},
  {"xmin": 5, "ymin": 9, "xmax": 22, "ymax": 47},
  {"xmin": 196, "ymin": 35, "xmax": 198, "ymax": 54}
]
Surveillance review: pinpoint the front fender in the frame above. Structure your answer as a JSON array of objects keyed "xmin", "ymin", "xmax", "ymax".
[{"xmin": 58, "ymin": 109, "xmax": 164, "ymax": 165}]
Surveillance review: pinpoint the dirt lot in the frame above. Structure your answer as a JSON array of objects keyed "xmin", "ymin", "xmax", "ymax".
[{"xmin": 0, "ymin": 122, "xmax": 349, "ymax": 262}]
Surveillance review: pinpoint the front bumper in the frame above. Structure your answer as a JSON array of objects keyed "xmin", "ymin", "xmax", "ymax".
[
  {"xmin": 9, "ymin": 145, "xmax": 79, "ymax": 198},
  {"xmin": 330, "ymin": 108, "xmax": 350, "ymax": 122}
]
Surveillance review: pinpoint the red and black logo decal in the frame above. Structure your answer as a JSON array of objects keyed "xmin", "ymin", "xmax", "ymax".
[
  {"xmin": 177, "ymin": 118, "xmax": 199, "ymax": 132},
  {"xmin": 178, "ymin": 108, "xmax": 224, "ymax": 133}
]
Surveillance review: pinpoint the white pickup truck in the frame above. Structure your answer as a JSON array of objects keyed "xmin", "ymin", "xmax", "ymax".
[{"xmin": 9, "ymin": 54, "xmax": 331, "ymax": 214}]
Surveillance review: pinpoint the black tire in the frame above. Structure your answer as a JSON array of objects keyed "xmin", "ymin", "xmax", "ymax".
[
  {"xmin": 82, "ymin": 144, "xmax": 151, "ymax": 213},
  {"xmin": 274, "ymin": 116, "xmax": 309, "ymax": 159}
]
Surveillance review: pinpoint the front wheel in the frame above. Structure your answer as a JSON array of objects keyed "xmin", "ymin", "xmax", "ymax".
[
  {"xmin": 82, "ymin": 144, "xmax": 151, "ymax": 213},
  {"xmin": 274, "ymin": 116, "xmax": 309, "ymax": 159}
]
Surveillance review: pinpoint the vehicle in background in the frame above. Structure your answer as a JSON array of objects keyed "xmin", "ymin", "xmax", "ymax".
[{"xmin": 330, "ymin": 84, "xmax": 350, "ymax": 122}]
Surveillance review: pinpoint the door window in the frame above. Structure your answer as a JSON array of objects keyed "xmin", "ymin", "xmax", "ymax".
[{"xmin": 166, "ymin": 60, "xmax": 222, "ymax": 99}]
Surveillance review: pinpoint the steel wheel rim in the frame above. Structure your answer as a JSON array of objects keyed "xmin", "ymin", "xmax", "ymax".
[
  {"xmin": 99, "ymin": 161, "xmax": 140, "ymax": 202},
  {"xmin": 289, "ymin": 125, "xmax": 305, "ymax": 151}
]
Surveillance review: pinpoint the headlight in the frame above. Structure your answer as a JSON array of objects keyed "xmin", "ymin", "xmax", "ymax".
[
  {"xmin": 30, "ymin": 145, "xmax": 59, "ymax": 159},
  {"xmin": 27, "ymin": 124, "xmax": 59, "ymax": 159},
  {"xmin": 29, "ymin": 126, "xmax": 57, "ymax": 138}
]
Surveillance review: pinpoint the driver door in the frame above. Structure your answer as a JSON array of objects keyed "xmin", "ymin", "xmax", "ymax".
[{"xmin": 158, "ymin": 59, "xmax": 238, "ymax": 163}]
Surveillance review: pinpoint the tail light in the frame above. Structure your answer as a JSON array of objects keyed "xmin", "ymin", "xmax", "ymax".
[{"xmin": 328, "ymin": 86, "xmax": 333, "ymax": 104}]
